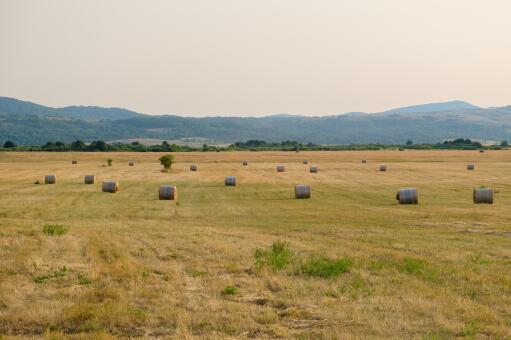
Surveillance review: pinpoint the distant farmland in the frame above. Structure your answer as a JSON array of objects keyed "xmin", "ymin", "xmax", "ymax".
[{"xmin": 0, "ymin": 150, "xmax": 510, "ymax": 338}]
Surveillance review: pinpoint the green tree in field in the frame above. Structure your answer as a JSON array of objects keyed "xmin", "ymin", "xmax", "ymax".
[
  {"xmin": 500, "ymin": 140, "xmax": 509, "ymax": 147},
  {"xmin": 406, "ymin": 139, "xmax": 414, "ymax": 145},
  {"xmin": 107, "ymin": 158, "xmax": 112, "ymax": 166},
  {"xmin": 70, "ymin": 140, "xmax": 85, "ymax": 150},
  {"xmin": 159, "ymin": 154, "xmax": 175, "ymax": 170},
  {"xmin": 3, "ymin": 140, "xmax": 16, "ymax": 148}
]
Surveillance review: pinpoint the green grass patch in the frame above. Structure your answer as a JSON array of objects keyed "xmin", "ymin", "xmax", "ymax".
[
  {"xmin": 299, "ymin": 257, "xmax": 352, "ymax": 279},
  {"xmin": 254, "ymin": 241, "xmax": 294, "ymax": 271},
  {"xmin": 34, "ymin": 266, "xmax": 69, "ymax": 284},
  {"xmin": 222, "ymin": 285, "xmax": 239, "ymax": 295},
  {"xmin": 42, "ymin": 224, "xmax": 68, "ymax": 236}
]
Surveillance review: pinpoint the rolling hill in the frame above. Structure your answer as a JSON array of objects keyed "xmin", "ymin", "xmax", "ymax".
[{"xmin": 1, "ymin": 97, "xmax": 511, "ymax": 145}]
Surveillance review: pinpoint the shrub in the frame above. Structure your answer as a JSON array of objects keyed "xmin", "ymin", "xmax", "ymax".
[
  {"xmin": 299, "ymin": 257, "xmax": 352, "ymax": 278},
  {"xmin": 42, "ymin": 224, "xmax": 68, "ymax": 236},
  {"xmin": 107, "ymin": 159, "xmax": 112, "ymax": 166},
  {"xmin": 254, "ymin": 241, "xmax": 294, "ymax": 271},
  {"xmin": 159, "ymin": 154, "xmax": 175, "ymax": 169}
]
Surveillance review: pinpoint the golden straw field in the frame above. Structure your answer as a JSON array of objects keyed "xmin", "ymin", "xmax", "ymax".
[{"xmin": 1, "ymin": 151, "xmax": 511, "ymax": 339}]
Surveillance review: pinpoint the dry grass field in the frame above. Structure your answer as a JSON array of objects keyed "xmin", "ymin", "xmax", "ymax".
[{"xmin": 1, "ymin": 150, "xmax": 511, "ymax": 339}]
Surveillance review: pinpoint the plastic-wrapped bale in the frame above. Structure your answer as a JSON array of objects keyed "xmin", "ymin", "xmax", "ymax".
[
  {"xmin": 84, "ymin": 175, "xmax": 96, "ymax": 184},
  {"xmin": 225, "ymin": 176, "xmax": 237, "ymax": 186},
  {"xmin": 380, "ymin": 165, "xmax": 388, "ymax": 172},
  {"xmin": 128, "ymin": 161, "xmax": 135, "ymax": 166},
  {"xmin": 473, "ymin": 188, "xmax": 493, "ymax": 204},
  {"xmin": 303, "ymin": 160, "xmax": 309, "ymax": 164},
  {"xmin": 396, "ymin": 188, "xmax": 418, "ymax": 204},
  {"xmin": 45, "ymin": 174, "xmax": 56, "ymax": 184},
  {"xmin": 309, "ymin": 166, "xmax": 318, "ymax": 173},
  {"xmin": 277, "ymin": 165, "xmax": 285, "ymax": 172},
  {"xmin": 242, "ymin": 161, "xmax": 248, "ymax": 166},
  {"xmin": 72, "ymin": 160, "xmax": 77, "ymax": 164},
  {"xmin": 467, "ymin": 164, "xmax": 475, "ymax": 170},
  {"xmin": 362, "ymin": 160, "xmax": 367, "ymax": 164},
  {"xmin": 102, "ymin": 181, "xmax": 119, "ymax": 193},
  {"xmin": 190, "ymin": 164, "xmax": 198, "ymax": 171},
  {"xmin": 159, "ymin": 185, "xmax": 177, "ymax": 200},
  {"xmin": 295, "ymin": 184, "xmax": 311, "ymax": 199}
]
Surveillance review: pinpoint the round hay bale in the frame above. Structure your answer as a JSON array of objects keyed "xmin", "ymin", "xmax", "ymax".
[
  {"xmin": 309, "ymin": 166, "xmax": 318, "ymax": 173},
  {"xmin": 71, "ymin": 160, "xmax": 77, "ymax": 164},
  {"xmin": 380, "ymin": 165, "xmax": 388, "ymax": 172},
  {"xmin": 102, "ymin": 181, "xmax": 119, "ymax": 193},
  {"xmin": 396, "ymin": 188, "xmax": 418, "ymax": 204},
  {"xmin": 295, "ymin": 184, "xmax": 311, "ymax": 199},
  {"xmin": 225, "ymin": 176, "xmax": 237, "ymax": 186},
  {"xmin": 479, "ymin": 150, "xmax": 485, "ymax": 153},
  {"xmin": 84, "ymin": 175, "xmax": 96, "ymax": 184},
  {"xmin": 159, "ymin": 185, "xmax": 177, "ymax": 200},
  {"xmin": 277, "ymin": 165, "xmax": 285, "ymax": 172},
  {"xmin": 190, "ymin": 164, "xmax": 198, "ymax": 171},
  {"xmin": 362, "ymin": 160, "xmax": 367, "ymax": 164},
  {"xmin": 243, "ymin": 160, "xmax": 248, "ymax": 166},
  {"xmin": 467, "ymin": 164, "xmax": 475, "ymax": 170},
  {"xmin": 45, "ymin": 174, "xmax": 56, "ymax": 184},
  {"xmin": 473, "ymin": 188, "xmax": 493, "ymax": 204},
  {"xmin": 303, "ymin": 160, "xmax": 309, "ymax": 164},
  {"xmin": 128, "ymin": 161, "xmax": 135, "ymax": 166}
]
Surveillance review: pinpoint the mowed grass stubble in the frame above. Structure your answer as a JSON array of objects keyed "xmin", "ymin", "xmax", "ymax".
[{"xmin": 0, "ymin": 151, "xmax": 510, "ymax": 338}]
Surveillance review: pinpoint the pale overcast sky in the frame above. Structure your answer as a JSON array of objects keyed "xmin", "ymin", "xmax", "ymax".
[{"xmin": 0, "ymin": 0, "xmax": 510, "ymax": 116}]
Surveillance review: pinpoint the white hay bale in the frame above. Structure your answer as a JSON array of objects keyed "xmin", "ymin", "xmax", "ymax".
[
  {"xmin": 159, "ymin": 185, "xmax": 177, "ymax": 200},
  {"xmin": 243, "ymin": 161, "xmax": 248, "ymax": 166},
  {"xmin": 473, "ymin": 188, "xmax": 493, "ymax": 204},
  {"xmin": 128, "ymin": 161, "xmax": 135, "ymax": 166},
  {"xmin": 309, "ymin": 166, "xmax": 318, "ymax": 173},
  {"xmin": 84, "ymin": 175, "xmax": 96, "ymax": 184},
  {"xmin": 295, "ymin": 184, "xmax": 311, "ymax": 199},
  {"xmin": 190, "ymin": 164, "xmax": 198, "ymax": 171},
  {"xmin": 467, "ymin": 164, "xmax": 475, "ymax": 170},
  {"xmin": 303, "ymin": 160, "xmax": 309, "ymax": 164},
  {"xmin": 45, "ymin": 174, "xmax": 56, "ymax": 184},
  {"xmin": 71, "ymin": 160, "xmax": 77, "ymax": 164},
  {"xmin": 225, "ymin": 176, "xmax": 237, "ymax": 186},
  {"xmin": 102, "ymin": 181, "xmax": 119, "ymax": 193},
  {"xmin": 396, "ymin": 188, "xmax": 418, "ymax": 205},
  {"xmin": 380, "ymin": 165, "xmax": 388, "ymax": 172},
  {"xmin": 277, "ymin": 165, "xmax": 285, "ymax": 172}
]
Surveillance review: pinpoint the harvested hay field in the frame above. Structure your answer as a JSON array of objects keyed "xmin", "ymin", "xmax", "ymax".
[{"xmin": 1, "ymin": 150, "xmax": 511, "ymax": 338}]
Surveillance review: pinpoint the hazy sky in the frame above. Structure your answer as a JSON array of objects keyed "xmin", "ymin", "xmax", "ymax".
[{"xmin": 1, "ymin": 0, "xmax": 510, "ymax": 116}]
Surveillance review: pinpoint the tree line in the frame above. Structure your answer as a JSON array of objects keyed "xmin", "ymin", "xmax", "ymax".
[{"xmin": 1, "ymin": 138, "xmax": 508, "ymax": 152}]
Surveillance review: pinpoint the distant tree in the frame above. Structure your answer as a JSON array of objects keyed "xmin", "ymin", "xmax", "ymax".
[
  {"xmin": 131, "ymin": 141, "xmax": 140, "ymax": 146},
  {"xmin": 162, "ymin": 141, "xmax": 169, "ymax": 146},
  {"xmin": 70, "ymin": 140, "xmax": 85, "ymax": 150},
  {"xmin": 159, "ymin": 154, "xmax": 175, "ymax": 170},
  {"xmin": 87, "ymin": 140, "xmax": 108, "ymax": 151},
  {"xmin": 500, "ymin": 140, "xmax": 509, "ymax": 147},
  {"xmin": 55, "ymin": 141, "xmax": 65, "ymax": 147},
  {"xmin": 3, "ymin": 140, "xmax": 16, "ymax": 148},
  {"xmin": 406, "ymin": 139, "xmax": 414, "ymax": 145}
]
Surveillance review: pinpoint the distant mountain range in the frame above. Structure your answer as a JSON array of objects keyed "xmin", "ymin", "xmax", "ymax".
[{"xmin": 1, "ymin": 96, "xmax": 511, "ymax": 145}]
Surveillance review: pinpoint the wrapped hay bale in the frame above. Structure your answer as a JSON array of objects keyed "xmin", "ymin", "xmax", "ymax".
[
  {"xmin": 243, "ymin": 161, "xmax": 248, "ymax": 166},
  {"xmin": 128, "ymin": 161, "xmax": 135, "ymax": 166},
  {"xmin": 72, "ymin": 160, "xmax": 77, "ymax": 164},
  {"xmin": 84, "ymin": 175, "xmax": 96, "ymax": 184},
  {"xmin": 102, "ymin": 181, "xmax": 119, "ymax": 193},
  {"xmin": 295, "ymin": 184, "xmax": 311, "ymax": 199},
  {"xmin": 396, "ymin": 188, "xmax": 418, "ymax": 204},
  {"xmin": 225, "ymin": 176, "xmax": 237, "ymax": 186},
  {"xmin": 277, "ymin": 165, "xmax": 285, "ymax": 172},
  {"xmin": 467, "ymin": 164, "xmax": 475, "ymax": 170},
  {"xmin": 303, "ymin": 160, "xmax": 309, "ymax": 164},
  {"xmin": 45, "ymin": 174, "xmax": 56, "ymax": 184},
  {"xmin": 310, "ymin": 166, "xmax": 318, "ymax": 173},
  {"xmin": 190, "ymin": 164, "xmax": 198, "ymax": 171},
  {"xmin": 473, "ymin": 188, "xmax": 493, "ymax": 204},
  {"xmin": 159, "ymin": 185, "xmax": 177, "ymax": 200},
  {"xmin": 380, "ymin": 165, "xmax": 388, "ymax": 172}
]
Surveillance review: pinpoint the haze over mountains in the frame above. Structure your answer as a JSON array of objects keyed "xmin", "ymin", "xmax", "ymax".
[{"xmin": 1, "ymin": 96, "xmax": 510, "ymax": 145}]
